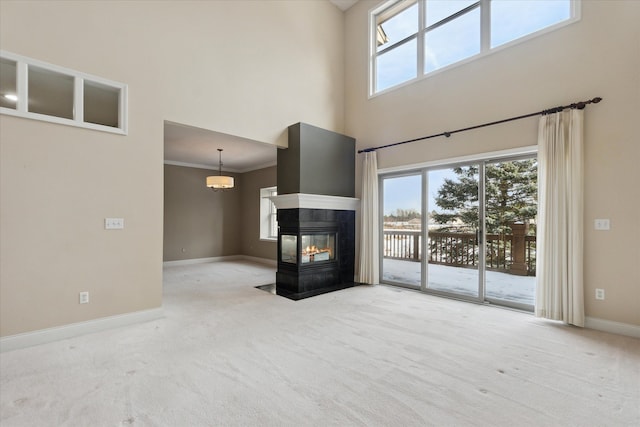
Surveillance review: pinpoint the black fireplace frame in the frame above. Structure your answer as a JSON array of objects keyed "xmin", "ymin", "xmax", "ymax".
[{"xmin": 276, "ymin": 208, "xmax": 355, "ymax": 300}]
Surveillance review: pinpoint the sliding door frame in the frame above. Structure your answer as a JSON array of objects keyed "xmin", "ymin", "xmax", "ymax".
[
  {"xmin": 378, "ymin": 146, "xmax": 538, "ymax": 310},
  {"xmin": 378, "ymin": 169, "xmax": 424, "ymax": 291}
]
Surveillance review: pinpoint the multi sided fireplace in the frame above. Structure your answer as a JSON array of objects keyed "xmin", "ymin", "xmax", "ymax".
[
  {"xmin": 272, "ymin": 122, "xmax": 358, "ymax": 300},
  {"xmin": 274, "ymin": 205, "xmax": 355, "ymax": 300}
]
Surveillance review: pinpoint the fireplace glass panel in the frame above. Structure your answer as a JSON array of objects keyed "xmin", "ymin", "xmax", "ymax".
[
  {"xmin": 301, "ymin": 234, "xmax": 335, "ymax": 264},
  {"xmin": 281, "ymin": 234, "xmax": 297, "ymax": 264}
]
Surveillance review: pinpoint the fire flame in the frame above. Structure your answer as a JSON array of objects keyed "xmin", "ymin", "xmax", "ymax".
[{"xmin": 302, "ymin": 245, "xmax": 332, "ymax": 257}]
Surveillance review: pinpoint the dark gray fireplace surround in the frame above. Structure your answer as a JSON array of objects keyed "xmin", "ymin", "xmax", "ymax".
[{"xmin": 271, "ymin": 123, "xmax": 359, "ymax": 300}]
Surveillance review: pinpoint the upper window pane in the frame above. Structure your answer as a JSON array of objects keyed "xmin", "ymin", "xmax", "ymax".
[
  {"xmin": 377, "ymin": 1, "xmax": 419, "ymax": 52},
  {"xmin": 491, "ymin": 0, "xmax": 572, "ymax": 48},
  {"xmin": 0, "ymin": 58, "xmax": 17, "ymax": 110},
  {"xmin": 425, "ymin": 7, "xmax": 480, "ymax": 73},
  {"xmin": 371, "ymin": 0, "xmax": 578, "ymax": 96},
  {"xmin": 425, "ymin": 0, "xmax": 477, "ymax": 27},
  {"xmin": 377, "ymin": 38, "xmax": 417, "ymax": 92},
  {"xmin": 28, "ymin": 65, "xmax": 74, "ymax": 120},
  {"xmin": 84, "ymin": 80, "xmax": 120, "ymax": 128}
]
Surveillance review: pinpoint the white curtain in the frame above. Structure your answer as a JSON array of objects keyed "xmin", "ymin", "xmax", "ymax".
[
  {"xmin": 358, "ymin": 151, "xmax": 379, "ymax": 285},
  {"xmin": 536, "ymin": 109, "xmax": 585, "ymax": 327}
]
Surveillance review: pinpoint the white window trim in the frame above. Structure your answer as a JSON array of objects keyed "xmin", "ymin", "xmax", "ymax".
[
  {"xmin": 0, "ymin": 50, "xmax": 128, "ymax": 135},
  {"xmin": 369, "ymin": 0, "xmax": 581, "ymax": 98},
  {"xmin": 260, "ymin": 186, "xmax": 278, "ymax": 242}
]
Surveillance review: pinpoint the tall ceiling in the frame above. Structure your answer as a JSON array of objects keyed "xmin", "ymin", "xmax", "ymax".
[{"xmin": 163, "ymin": 0, "xmax": 358, "ymax": 173}]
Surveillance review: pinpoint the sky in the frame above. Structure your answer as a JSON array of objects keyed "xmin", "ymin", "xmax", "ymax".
[
  {"xmin": 383, "ymin": 168, "xmax": 454, "ymax": 216},
  {"xmin": 376, "ymin": 0, "xmax": 571, "ymax": 92}
]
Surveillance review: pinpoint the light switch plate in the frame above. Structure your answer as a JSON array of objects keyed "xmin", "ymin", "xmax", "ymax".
[
  {"xmin": 594, "ymin": 219, "xmax": 610, "ymax": 230},
  {"xmin": 105, "ymin": 218, "xmax": 124, "ymax": 229}
]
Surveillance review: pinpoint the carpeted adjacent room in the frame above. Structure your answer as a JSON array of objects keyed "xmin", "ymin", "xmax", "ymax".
[{"xmin": 1, "ymin": 260, "xmax": 639, "ymax": 426}]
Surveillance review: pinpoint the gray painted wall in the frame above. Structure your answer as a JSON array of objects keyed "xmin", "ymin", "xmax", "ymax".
[
  {"xmin": 164, "ymin": 164, "xmax": 277, "ymax": 262},
  {"xmin": 278, "ymin": 123, "xmax": 355, "ymax": 197},
  {"xmin": 164, "ymin": 164, "xmax": 241, "ymax": 261},
  {"xmin": 240, "ymin": 166, "xmax": 277, "ymax": 260}
]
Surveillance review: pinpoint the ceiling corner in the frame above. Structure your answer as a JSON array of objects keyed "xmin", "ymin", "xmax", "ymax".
[{"xmin": 329, "ymin": 0, "xmax": 359, "ymax": 12}]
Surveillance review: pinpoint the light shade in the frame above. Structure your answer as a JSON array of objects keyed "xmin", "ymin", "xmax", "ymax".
[{"xmin": 206, "ymin": 175, "xmax": 234, "ymax": 189}]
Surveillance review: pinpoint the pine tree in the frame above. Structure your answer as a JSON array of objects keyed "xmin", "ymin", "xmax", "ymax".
[{"xmin": 432, "ymin": 160, "xmax": 537, "ymax": 234}]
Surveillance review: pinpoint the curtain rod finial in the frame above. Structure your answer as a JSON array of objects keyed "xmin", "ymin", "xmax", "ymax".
[{"xmin": 592, "ymin": 97, "xmax": 603, "ymax": 104}]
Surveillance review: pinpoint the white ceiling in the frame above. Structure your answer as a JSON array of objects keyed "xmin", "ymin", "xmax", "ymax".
[
  {"xmin": 329, "ymin": 0, "xmax": 358, "ymax": 11},
  {"xmin": 164, "ymin": 122, "xmax": 278, "ymax": 173}
]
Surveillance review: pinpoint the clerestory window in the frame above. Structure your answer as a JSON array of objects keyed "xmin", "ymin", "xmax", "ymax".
[
  {"xmin": 371, "ymin": 0, "xmax": 579, "ymax": 95},
  {"xmin": 0, "ymin": 50, "xmax": 127, "ymax": 134}
]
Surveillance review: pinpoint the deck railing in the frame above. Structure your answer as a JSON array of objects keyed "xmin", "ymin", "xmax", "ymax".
[{"xmin": 383, "ymin": 228, "xmax": 536, "ymax": 276}]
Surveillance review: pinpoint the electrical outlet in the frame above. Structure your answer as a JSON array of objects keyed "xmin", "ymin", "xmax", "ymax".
[
  {"xmin": 79, "ymin": 291, "xmax": 89, "ymax": 304},
  {"xmin": 594, "ymin": 219, "xmax": 610, "ymax": 230},
  {"xmin": 595, "ymin": 288, "xmax": 605, "ymax": 300}
]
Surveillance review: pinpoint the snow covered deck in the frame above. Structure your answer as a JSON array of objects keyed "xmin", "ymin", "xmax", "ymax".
[{"xmin": 382, "ymin": 259, "xmax": 535, "ymax": 306}]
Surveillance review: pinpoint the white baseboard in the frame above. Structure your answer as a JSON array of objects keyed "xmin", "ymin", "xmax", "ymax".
[
  {"xmin": 585, "ymin": 317, "xmax": 640, "ymax": 339},
  {"xmin": 163, "ymin": 255, "xmax": 243, "ymax": 267},
  {"xmin": 0, "ymin": 307, "xmax": 164, "ymax": 353},
  {"xmin": 163, "ymin": 255, "xmax": 276, "ymax": 268},
  {"xmin": 239, "ymin": 255, "xmax": 277, "ymax": 267}
]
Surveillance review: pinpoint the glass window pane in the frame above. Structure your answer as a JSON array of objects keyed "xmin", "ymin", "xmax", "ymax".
[
  {"xmin": 491, "ymin": 0, "xmax": 571, "ymax": 48},
  {"xmin": 376, "ymin": 38, "xmax": 417, "ymax": 92},
  {"xmin": 382, "ymin": 174, "xmax": 422, "ymax": 287},
  {"xmin": 28, "ymin": 65, "xmax": 74, "ymax": 119},
  {"xmin": 426, "ymin": 0, "xmax": 477, "ymax": 27},
  {"xmin": 376, "ymin": 1, "xmax": 418, "ymax": 52},
  {"xmin": 0, "ymin": 58, "xmax": 18, "ymax": 110},
  {"xmin": 281, "ymin": 235, "xmax": 297, "ymax": 264},
  {"xmin": 84, "ymin": 80, "xmax": 120, "ymax": 128},
  {"xmin": 427, "ymin": 166, "xmax": 480, "ymax": 298},
  {"xmin": 424, "ymin": 8, "xmax": 480, "ymax": 73},
  {"xmin": 301, "ymin": 234, "xmax": 335, "ymax": 264},
  {"xmin": 484, "ymin": 159, "xmax": 537, "ymax": 307}
]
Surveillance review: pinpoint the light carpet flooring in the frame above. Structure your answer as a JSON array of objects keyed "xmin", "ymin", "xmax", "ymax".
[{"xmin": 1, "ymin": 260, "xmax": 639, "ymax": 426}]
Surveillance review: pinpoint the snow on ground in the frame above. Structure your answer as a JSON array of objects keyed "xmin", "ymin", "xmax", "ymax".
[{"xmin": 382, "ymin": 259, "xmax": 535, "ymax": 305}]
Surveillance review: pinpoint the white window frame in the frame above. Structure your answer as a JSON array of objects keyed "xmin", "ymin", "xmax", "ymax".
[
  {"xmin": 260, "ymin": 186, "xmax": 278, "ymax": 241},
  {"xmin": 0, "ymin": 50, "xmax": 128, "ymax": 135},
  {"xmin": 370, "ymin": 0, "xmax": 581, "ymax": 97}
]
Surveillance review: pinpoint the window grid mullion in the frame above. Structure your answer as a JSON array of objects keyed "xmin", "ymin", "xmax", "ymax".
[
  {"xmin": 424, "ymin": 1, "xmax": 481, "ymax": 32},
  {"xmin": 481, "ymin": 0, "xmax": 491, "ymax": 52},
  {"xmin": 17, "ymin": 62, "xmax": 27, "ymax": 113},
  {"xmin": 74, "ymin": 77, "xmax": 84, "ymax": 123},
  {"xmin": 377, "ymin": 33, "xmax": 418, "ymax": 57},
  {"xmin": 417, "ymin": 0, "xmax": 426, "ymax": 77}
]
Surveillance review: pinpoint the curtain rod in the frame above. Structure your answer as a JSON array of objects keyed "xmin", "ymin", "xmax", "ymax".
[{"xmin": 358, "ymin": 97, "xmax": 603, "ymax": 154}]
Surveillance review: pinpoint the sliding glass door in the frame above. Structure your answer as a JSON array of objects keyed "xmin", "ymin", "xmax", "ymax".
[
  {"xmin": 380, "ymin": 155, "xmax": 537, "ymax": 310},
  {"xmin": 381, "ymin": 173, "xmax": 422, "ymax": 288},
  {"xmin": 426, "ymin": 166, "xmax": 481, "ymax": 300},
  {"xmin": 484, "ymin": 158, "xmax": 537, "ymax": 309}
]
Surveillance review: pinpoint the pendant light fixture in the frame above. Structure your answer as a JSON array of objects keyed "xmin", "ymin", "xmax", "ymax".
[{"xmin": 206, "ymin": 148, "xmax": 234, "ymax": 190}]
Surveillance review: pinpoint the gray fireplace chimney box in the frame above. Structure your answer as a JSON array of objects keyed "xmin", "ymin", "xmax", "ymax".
[{"xmin": 277, "ymin": 122, "xmax": 355, "ymax": 198}]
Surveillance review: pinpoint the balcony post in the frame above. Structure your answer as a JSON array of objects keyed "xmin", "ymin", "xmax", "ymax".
[{"xmin": 510, "ymin": 222, "xmax": 529, "ymax": 276}]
